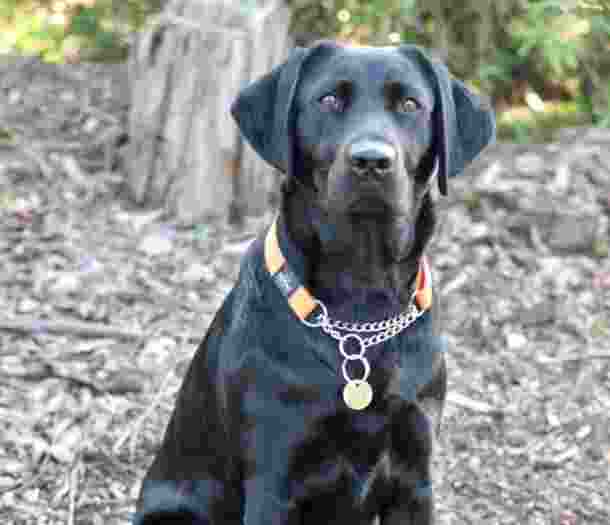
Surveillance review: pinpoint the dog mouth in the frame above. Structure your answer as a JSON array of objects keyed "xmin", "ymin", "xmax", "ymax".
[
  {"xmin": 348, "ymin": 198, "xmax": 390, "ymax": 215},
  {"xmin": 323, "ymin": 167, "xmax": 399, "ymax": 216},
  {"xmin": 347, "ymin": 187, "xmax": 395, "ymax": 215}
]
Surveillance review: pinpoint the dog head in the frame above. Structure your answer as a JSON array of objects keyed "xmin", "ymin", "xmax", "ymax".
[{"xmin": 231, "ymin": 41, "xmax": 495, "ymax": 262}]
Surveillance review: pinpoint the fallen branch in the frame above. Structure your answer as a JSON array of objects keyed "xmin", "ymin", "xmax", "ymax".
[
  {"xmin": 538, "ymin": 346, "xmax": 610, "ymax": 364},
  {"xmin": 4, "ymin": 360, "xmax": 105, "ymax": 395},
  {"xmin": 559, "ymin": 351, "xmax": 610, "ymax": 362},
  {"xmin": 532, "ymin": 445, "xmax": 580, "ymax": 469},
  {"xmin": 0, "ymin": 316, "xmax": 144, "ymax": 341},
  {"xmin": 447, "ymin": 391, "xmax": 504, "ymax": 415}
]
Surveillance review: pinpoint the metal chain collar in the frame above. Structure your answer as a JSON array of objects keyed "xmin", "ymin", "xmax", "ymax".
[{"xmin": 301, "ymin": 292, "xmax": 426, "ymax": 384}]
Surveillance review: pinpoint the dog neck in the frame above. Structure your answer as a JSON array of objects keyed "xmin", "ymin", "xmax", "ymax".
[{"xmin": 279, "ymin": 179, "xmax": 434, "ymax": 321}]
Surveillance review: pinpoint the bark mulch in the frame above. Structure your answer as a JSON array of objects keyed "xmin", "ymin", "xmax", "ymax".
[{"xmin": 0, "ymin": 57, "xmax": 608, "ymax": 525}]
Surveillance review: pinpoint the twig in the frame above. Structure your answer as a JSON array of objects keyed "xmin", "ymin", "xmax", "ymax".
[
  {"xmin": 89, "ymin": 125, "xmax": 124, "ymax": 171},
  {"xmin": 68, "ymin": 462, "xmax": 80, "ymax": 525},
  {"xmin": 113, "ymin": 367, "xmax": 175, "ymax": 457},
  {"xmin": 1, "ymin": 502, "xmax": 64, "ymax": 520},
  {"xmin": 5, "ymin": 360, "xmax": 106, "ymax": 395},
  {"xmin": 38, "ymin": 140, "xmax": 86, "ymax": 152},
  {"xmin": 529, "ymin": 224, "xmax": 550, "ymax": 254},
  {"xmin": 447, "ymin": 391, "xmax": 504, "ymax": 415},
  {"xmin": 59, "ymin": 155, "xmax": 92, "ymax": 189},
  {"xmin": 15, "ymin": 141, "xmax": 55, "ymax": 179},
  {"xmin": 0, "ymin": 316, "xmax": 145, "ymax": 341},
  {"xmin": 538, "ymin": 347, "xmax": 610, "ymax": 364},
  {"xmin": 441, "ymin": 270, "xmax": 470, "ymax": 296},
  {"xmin": 559, "ymin": 351, "xmax": 610, "ymax": 362},
  {"xmin": 0, "ymin": 454, "xmax": 51, "ymax": 495},
  {"xmin": 532, "ymin": 445, "xmax": 580, "ymax": 469},
  {"xmin": 90, "ymin": 124, "xmax": 124, "ymax": 149},
  {"xmin": 84, "ymin": 105, "xmax": 120, "ymax": 126}
]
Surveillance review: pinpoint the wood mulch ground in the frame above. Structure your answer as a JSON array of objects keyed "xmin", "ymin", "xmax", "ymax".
[{"xmin": 0, "ymin": 57, "xmax": 608, "ymax": 525}]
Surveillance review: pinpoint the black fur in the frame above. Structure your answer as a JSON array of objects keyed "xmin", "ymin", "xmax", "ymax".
[{"xmin": 135, "ymin": 41, "xmax": 495, "ymax": 525}]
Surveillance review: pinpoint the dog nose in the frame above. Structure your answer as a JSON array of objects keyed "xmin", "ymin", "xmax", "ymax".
[{"xmin": 348, "ymin": 139, "xmax": 397, "ymax": 176}]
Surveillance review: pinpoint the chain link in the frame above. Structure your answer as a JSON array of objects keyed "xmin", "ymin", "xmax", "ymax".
[
  {"xmin": 306, "ymin": 293, "xmax": 426, "ymax": 350},
  {"xmin": 302, "ymin": 293, "xmax": 425, "ymax": 384},
  {"xmin": 301, "ymin": 294, "xmax": 426, "ymax": 386}
]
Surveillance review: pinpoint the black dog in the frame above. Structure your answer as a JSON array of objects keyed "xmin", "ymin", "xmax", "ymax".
[{"xmin": 135, "ymin": 40, "xmax": 495, "ymax": 525}]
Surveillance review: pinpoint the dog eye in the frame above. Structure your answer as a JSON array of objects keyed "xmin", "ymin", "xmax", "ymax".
[
  {"xmin": 319, "ymin": 94, "xmax": 344, "ymax": 112},
  {"xmin": 398, "ymin": 98, "xmax": 420, "ymax": 113}
]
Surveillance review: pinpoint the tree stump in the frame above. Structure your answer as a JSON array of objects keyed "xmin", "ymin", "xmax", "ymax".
[{"xmin": 126, "ymin": 0, "xmax": 291, "ymax": 226}]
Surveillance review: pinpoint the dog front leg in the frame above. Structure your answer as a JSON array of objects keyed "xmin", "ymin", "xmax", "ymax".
[{"xmin": 381, "ymin": 401, "xmax": 435, "ymax": 525}]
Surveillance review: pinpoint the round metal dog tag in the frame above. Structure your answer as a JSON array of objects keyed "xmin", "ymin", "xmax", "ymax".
[{"xmin": 343, "ymin": 380, "xmax": 373, "ymax": 410}]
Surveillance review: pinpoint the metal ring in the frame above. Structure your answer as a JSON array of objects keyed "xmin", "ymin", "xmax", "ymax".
[
  {"xmin": 342, "ymin": 356, "xmax": 370, "ymax": 383},
  {"xmin": 339, "ymin": 333, "xmax": 366, "ymax": 360},
  {"xmin": 301, "ymin": 300, "xmax": 328, "ymax": 328}
]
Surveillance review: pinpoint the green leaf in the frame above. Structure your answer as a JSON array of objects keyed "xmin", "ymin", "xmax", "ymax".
[
  {"xmin": 401, "ymin": 0, "xmax": 417, "ymax": 11},
  {"xmin": 479, "ymin": 63, "xmax": 511, "ymax": 82},
  {"xmin": 598, "ymin": 115, "xmax": 610, "ymax": 128},
  {"xmin": 95, "ymin": 31, "xmax": 115, "ymax": 50},
  {"xmin": 518, "ymin": 39, "xmax": 537, "ymax": 58},
  {"xmin": 576, "ymin": 92, "xmax": 594, "ymax": 115},
  {"xmin": 511, "ymin": 122, "xmax": 532, "ymax": 143},
  {"xmin": 590, "ymin": 316, "xmax": 609, "ymax": 338},
  {"xmin": 0, "ymin": 127, "xmax": 14, "ymax": 141},
  {"xmin": 592, "ymin": 239, "xmax": 610, "ymax": 258},
  {"xmin": 71, "ymin": 7, "xmax": 99, "ymax": 36},
  {"xmin": 239, "ymin": 0, "xmax": 257, "ymax": 16},
  {"xmin": 29, "ymin": 30, "xmax": 50, "ymax": 41},
  {"xmin": 591, "ymin": 15, "xmax": 610, "ymax": 35},
  {"xmin": 565, "ymin": 53, "xmax": 578, "ymax": 70},
  {"xmin": 0, "ymin": 2, "xmax": 16, "ymax": 19},
  {"xmin": 44, "ymin": 49, "xmax": 65, "ymax": 64}
]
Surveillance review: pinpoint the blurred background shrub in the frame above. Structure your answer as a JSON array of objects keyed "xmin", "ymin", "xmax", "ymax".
[
  {"xmin": 1, "ymin": 0, "xmax": 609, "ymax": 141},
  {"xmin": 0, "ymin": 0, "xmax": 163, "ymax": 62}
]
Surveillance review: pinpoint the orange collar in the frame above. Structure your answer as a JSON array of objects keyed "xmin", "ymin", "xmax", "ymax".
[{"xmin": 264, "ymin": 217, "xmax": 432, "ymax": 322}]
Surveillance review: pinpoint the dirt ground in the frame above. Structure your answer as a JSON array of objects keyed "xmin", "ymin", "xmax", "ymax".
[{"xmin": 0, "ymin": 58, "xmax": 609, "ymax": 525}]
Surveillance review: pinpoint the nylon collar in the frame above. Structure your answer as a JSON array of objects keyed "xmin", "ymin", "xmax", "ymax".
[{"xmin": 264, "ymin": 216, "xmax": 432, "ymax": 322}]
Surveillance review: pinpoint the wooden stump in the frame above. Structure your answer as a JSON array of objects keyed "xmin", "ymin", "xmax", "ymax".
[{"xmin": 126, "ymin": 0, "xmax": 291, "ymax": 226}]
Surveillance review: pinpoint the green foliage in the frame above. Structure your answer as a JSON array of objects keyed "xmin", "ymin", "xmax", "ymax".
[
  {"xmin": 507, "ymin": 122, "xmax": 533, "ymax": 144},
  {"xmin": 0, "ymin": 0, "xmax": 162, "ymax": 63},
  {"xmin": 288, "ymin": 0, "xmax": 610, "ymax": 137},
  {"xmin": 512, "ymin": 3, "xmax": 580, "ymax": 76},
  {"xmin": 592, "ymin": 238, "xmax": 610, "ymax": 259},
  {"xmin": 598, "ymin": 82, "xmax": 610, "ymax": 127},
  {"xmin": 462, "ymin": 191, "xmax": 482, "ymax": 212},
  {"xmin": 497, "ymin": 101, "xmax": 594, "ymax": 142},
  {"xmin": 1, "ymin": 0, "xmax": 610, "ymax": 138},
  {"xmin": 288, "ymin": 0, "xmax": 420, "ymax": 45},
  {"xmin": 71, "ymin": 6, "xmax": 99, "ymax": 35},
  {"xmin": 0, "ymin": 127, "xmax": 14, "ymax": 142}
]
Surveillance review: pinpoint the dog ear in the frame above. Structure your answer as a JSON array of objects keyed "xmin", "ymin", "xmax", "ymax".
[
  {"xmin": 231, "ymin": 41, "xmax": 339, "ymax": 176},
  {"xmin": 398, "ymin": 46, "xmax": 496, "ymax": 196}
]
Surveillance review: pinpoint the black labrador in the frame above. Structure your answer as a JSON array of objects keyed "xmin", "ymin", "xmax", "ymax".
[{"xmin": 134, "ymin": 40, "xmax": 495, "ymax": 525}]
